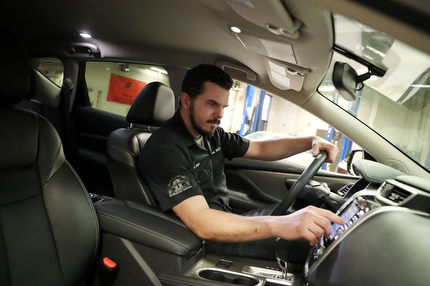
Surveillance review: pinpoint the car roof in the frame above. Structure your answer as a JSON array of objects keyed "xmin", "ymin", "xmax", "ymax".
[{"xmin": 1, "ymin": 0, "xmax": 430, "ymax": 138}]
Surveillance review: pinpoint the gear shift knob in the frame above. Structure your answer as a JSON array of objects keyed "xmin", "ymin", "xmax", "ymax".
[{"xmin": 275, "ymin": 237, "xmax": 312, "ymax": 277}]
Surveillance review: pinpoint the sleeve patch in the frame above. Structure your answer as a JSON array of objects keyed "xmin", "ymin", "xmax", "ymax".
[{"xmin": 167, "ymin": 175, "xmax": 192, "ymax": 197}]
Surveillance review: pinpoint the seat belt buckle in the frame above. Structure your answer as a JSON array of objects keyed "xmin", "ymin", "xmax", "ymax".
[{"xmin": 97, "ymin": 257, "xmax": 118, "ymax": 285}]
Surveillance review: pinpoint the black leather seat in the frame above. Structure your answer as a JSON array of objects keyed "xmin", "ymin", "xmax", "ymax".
[
  {"xmin": 0, "ymin": 30, "xmax": 99, "ymax": 285},
  {"xmin": 106, "ymin": 81, "xmax": 175, "ymax": 205}
]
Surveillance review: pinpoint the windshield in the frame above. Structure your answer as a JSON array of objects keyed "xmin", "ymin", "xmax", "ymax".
[{"xmin": 318, "ymin": 15, "xmax": 430, "ymax": 172}]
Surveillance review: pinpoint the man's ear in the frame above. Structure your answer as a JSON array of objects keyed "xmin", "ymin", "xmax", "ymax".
[{"xmin": 180, "ymin": 92, "xmax": 191, "ymax": 110}]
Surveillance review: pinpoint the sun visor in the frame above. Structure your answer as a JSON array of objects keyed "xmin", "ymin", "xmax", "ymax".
[
  {"xmin": 234, "ymin": 33, "xmax": 297, "ymax": 64},
  {"xmin": 265, "ymin": 59, "xmax": 310, "ymax": 91}
]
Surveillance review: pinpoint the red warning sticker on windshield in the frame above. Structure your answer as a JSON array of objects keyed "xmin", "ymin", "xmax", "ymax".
[{"xmin": 107, "ymin": 74, "xmax": 146, "ymax": 105}]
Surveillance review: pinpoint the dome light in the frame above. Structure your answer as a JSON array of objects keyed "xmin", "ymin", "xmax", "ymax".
[
  {"xmin": 80, "ymin": 33, "xmax": 92, "ymax": 38},
  {"xmin": 230, "ymin": 26, "xmax": 241, "ymax": 33}
]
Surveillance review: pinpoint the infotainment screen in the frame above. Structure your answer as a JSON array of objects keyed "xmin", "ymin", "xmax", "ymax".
[{"xmin": 329, "ymin": 201, "xmax": 360, "ymax": 240}]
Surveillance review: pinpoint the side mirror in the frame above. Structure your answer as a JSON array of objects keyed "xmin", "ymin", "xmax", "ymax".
[
  {"xmin": 346, "ymin": 150, "xmax": 364, "ymax": 175},
  {"xmin": 345, "ymin": 149, "xmax": 376, "ymax": 175}
]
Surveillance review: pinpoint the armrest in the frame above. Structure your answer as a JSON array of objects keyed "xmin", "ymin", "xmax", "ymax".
[{"xmin": 94, "ymin": 198, "xmax": 203, "ymax": 256}]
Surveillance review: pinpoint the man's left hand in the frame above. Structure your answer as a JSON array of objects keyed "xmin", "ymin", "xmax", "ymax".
[{"xmin": 311, "ymin": 137, "xmax": 339, "ymax": 163}]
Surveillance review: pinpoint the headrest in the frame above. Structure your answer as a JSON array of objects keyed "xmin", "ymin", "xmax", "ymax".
[
  {"xmin": 126, "ymin": 81, "xmax": 175, "ymax": 126},
  {"xmin": 0, "ymin": 30, "xmax": 29, "ymax": 105}
]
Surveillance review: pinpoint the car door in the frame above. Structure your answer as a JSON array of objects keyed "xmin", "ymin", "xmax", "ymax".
[{"xmin": 224, "ymin": 157, "xmax": 358, "ymax": 213}]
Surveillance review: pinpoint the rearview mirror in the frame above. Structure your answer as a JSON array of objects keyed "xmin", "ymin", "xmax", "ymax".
[{"xmin": 332, "ymin": 62, "xmax": 358, "ymax": 101}]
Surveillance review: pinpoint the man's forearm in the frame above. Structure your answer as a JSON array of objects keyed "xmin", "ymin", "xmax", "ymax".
[
  {"xmin": 174, "ymin": 196, "xmax": 277, "ymax": 242},
  {"xmin": 244, "ymin": 136, "xmax": 316, "ymax": 161},
  {"xmin": 244, "ymin": 135, "xmax": 338, "ymax": 163},
  {"xmin": 187, "ymin": 208, "xmax": 277, "ymax": 242}
]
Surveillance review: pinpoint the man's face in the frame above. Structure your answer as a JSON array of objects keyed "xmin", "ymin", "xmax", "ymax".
[{"xmin": 188, "ymin": 82, "xmax": 229, "ymax": 137}]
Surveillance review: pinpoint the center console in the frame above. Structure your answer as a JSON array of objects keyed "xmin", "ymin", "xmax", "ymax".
[
  {"xmin": 305, "ymin": 190, "xmax": 379, "ymax": 276},
  {"xmin": 93, "ymin": 196, "xmax": 303, "ymax": 286},
  {"xmin": 183, "ymin": 255, "xmax": 302, "ymax": 286},
  {"xmin": 92, "ymin": 192, "xmax": 381, "ymax": 286}
]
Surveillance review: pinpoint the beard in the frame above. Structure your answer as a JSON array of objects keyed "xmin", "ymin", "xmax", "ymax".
[{"xmin": 189, "ymin": 104, "xmax": 220, "ymax": 138}]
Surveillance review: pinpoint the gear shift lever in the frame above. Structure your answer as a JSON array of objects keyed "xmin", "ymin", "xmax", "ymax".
[
  {"xmin": 276, "ymin": 253, "xmax": 289, "ymax": 279},
  {"xmin": 275, "ymin": 237, "xmax": 312, "ymax": 279}
]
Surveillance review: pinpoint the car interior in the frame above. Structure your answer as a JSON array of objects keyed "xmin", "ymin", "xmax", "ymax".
[{"xmin": 1, "ymin": 0, "xmax": 430, "ymax": 285}]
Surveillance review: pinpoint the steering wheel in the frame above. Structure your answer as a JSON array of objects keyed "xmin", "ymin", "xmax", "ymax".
[{"xmin": 271, "ymin": 151, "xmax": 328, "ymax": 216}]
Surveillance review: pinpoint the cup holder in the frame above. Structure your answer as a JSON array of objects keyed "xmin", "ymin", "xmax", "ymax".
[
  {"xmin": 198, "ymin": 269, "xmax": 260, "ymax": 285},
  {"xmin": 199, "ymin": 270, "xmax": 226, "ymax": 282},
  {"xmin": 233, "ymin": 277, "xmax": 259, "ymax": 285}
]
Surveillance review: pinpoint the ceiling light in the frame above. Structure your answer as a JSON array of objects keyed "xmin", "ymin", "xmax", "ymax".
[
  {"xmin": 230, "ymin": 26, "xmax": 241, "ymax": 33},
  {"xmin": 80, "ymin": 33, "xmax": 92, "ymax": 38}
]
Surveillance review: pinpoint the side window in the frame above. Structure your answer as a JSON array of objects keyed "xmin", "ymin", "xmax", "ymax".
[
  {"xmin": 85, "ymin": 62, "xmax": 169, "ymax": 116},
  {"xmin": 37, "ymin": 58, "xmax": 64, "ymax": 87},
  {"xmin": 221, "ymin": 80, "xmax": 360, "ymax": 175}
]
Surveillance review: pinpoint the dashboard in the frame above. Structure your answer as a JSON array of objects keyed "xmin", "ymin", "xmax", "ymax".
[{"xmin": 303, "ymin": 160, "xmax": 430, "ymax": 286}]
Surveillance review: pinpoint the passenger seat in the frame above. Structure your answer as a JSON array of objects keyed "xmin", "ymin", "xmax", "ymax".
[{"xmin": 106, "ymin": 81, "xmax": 176, "ymax": 205}]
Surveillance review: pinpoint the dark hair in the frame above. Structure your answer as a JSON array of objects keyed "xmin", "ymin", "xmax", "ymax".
[{"xmin": 181, "ymin": 64, "xmax": 233, "ymax": 99}]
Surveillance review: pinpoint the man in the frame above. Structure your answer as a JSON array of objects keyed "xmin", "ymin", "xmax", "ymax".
[{"xmin": 139, "ymin": 64, "xmax": 344, "ymax": 260}]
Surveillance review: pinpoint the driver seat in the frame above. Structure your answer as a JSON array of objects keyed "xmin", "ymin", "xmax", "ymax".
[
  {"xmin": 106, "ymin": 81, "xmax": 175, "ymax": 205},
  {"xmin": 0, "ymin": 30, "xmax": 99, "ymax": 285}
]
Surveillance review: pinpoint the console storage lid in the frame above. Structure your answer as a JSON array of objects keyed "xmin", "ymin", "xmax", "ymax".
[{"xmin": 94, "ymin": 198, "xmax": 203, "ymax": 256}]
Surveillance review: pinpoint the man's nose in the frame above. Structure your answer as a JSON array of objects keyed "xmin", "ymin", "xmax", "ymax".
[{"xmin": 214, "ymin": 106, "xmax": 224, "ymax": 118}]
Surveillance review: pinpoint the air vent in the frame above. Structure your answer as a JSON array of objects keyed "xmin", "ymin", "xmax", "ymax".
[
  {"xmin": 381, "ymin": 184, "xmax": 411, "ymax": 204},
  {"xmin": 337, "ymin": 183, "xmax": 354, "ymax": 197}
]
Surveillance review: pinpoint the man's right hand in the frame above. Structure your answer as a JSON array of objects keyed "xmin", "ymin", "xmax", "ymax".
[{"xmin": 273, "ymin": 206, "xmax": 345, "ymax": 245}]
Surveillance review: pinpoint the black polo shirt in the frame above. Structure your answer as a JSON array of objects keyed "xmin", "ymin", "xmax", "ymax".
[{"xmin": 139, "ymin": 111, "xmax": 250, "ymax": 212}]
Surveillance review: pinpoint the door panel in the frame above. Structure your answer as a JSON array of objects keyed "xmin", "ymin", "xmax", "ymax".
[{"xmin": 224, "ymin": 157, "xmax": 358, "ymax": 213}]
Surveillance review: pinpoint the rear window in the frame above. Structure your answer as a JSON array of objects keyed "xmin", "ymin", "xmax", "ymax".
[
  {"xmin": 85, "ymin": 62, "xmax": 169, "ymax": 116},
  {"xmin": 37, "ymin": 59, "xmax": 64, "ymax": 87}
]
